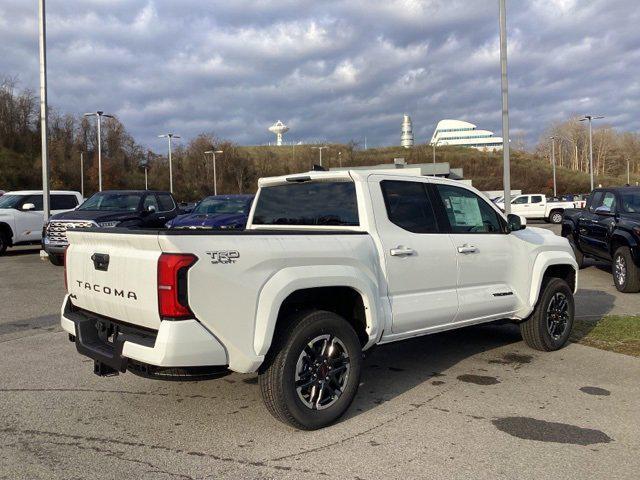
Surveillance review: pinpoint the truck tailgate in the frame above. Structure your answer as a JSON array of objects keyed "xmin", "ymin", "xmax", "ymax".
[{"xmin": 66, "ymin": 231, "xmax": 162, "ymax": 330}]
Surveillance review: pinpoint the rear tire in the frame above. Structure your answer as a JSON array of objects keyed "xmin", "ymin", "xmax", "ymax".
[
  {"xmin": 0, "ymin": 231, "xmax": 7, "ymax": 255},
  {"xmin": 48, "ymin": 253, "xmax": 64, "ymax": 266},
  {"xmin": 549, "ymin": 210, "xmax": 563, "ymax": 224},
  {"xmin": 259, "ymin": 310, "xmax": 362, "ymax": 430},
  {"xmin": 613, "ymin": 246, "xmax": 640, "ymax": 293},
  {"xmin": 520, "ymin": 278, "xmax": 574, "ymax": 351}
]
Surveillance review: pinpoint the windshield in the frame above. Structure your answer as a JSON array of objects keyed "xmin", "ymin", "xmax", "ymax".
[
  {"xmin": 0, "ymin": 194, "xmax": 25, "ymax": 209},
  {"xmin": 78, "ymin": 192, "xmax": 142, "ymax": 211},
  {"xmin": 193, "ymin": 197, "xmax": 251, "ymax": 215},
  {"xmin": 620, "ymin": 191, "xmax": 640, "ymax": 213}
]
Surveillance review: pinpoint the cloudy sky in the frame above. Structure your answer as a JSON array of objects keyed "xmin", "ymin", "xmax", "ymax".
[{"xmin": 1, "ymin": 0, "xmax": 639, "ymax": 151}]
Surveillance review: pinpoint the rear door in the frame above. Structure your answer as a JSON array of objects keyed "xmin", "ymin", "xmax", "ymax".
[
  {"xmin": 66, "ymin": 230, "xmax": 163, "ymax": 330},
  {"xmin": 529, "ymin": 195, "xmax": 546, "ymax": 217},
  {"xmin": 431, "ymin": 183, "xmax": 519, "ymax": 322},
  {"xmin": 510, "ymin": 195, "xmax": 530, "ymax": 216},
  {"xmin": 369, "ymin": 176, "xmax": 459, "ymax": 334}
]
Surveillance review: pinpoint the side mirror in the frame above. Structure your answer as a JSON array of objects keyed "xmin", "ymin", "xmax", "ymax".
[
  {"xmin": 22, "ymin": 203, "xmax": 36, "ymax": 211},
  {"xmin": 594, "ymin": 205, "xmax": 613, "ymax": 215},
  {"xmin": 146, "ymin": 204, "xmax": 157, "ymax": 213},
  {"xmin": 507, "ymin": 213, "xmax": 526, "ymax": 231}
]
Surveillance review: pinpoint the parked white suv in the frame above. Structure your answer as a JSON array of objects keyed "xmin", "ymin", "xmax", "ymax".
[
  {"xmin": 0, "ymin": 190, "xmax": 82, "ymax": 255},
  {"xmin": 496, "ymin": 194, "xmax": 576, "ymax": 223},
  {"xmin": 61, "ymin": 171, "xmax": 577, "ymax": 429}
]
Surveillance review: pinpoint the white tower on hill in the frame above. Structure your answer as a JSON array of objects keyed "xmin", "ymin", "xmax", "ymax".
[
  {"xmin": 401, "ymin": 114, "xmax": 414, "ymax": 148},
  {"xmin": 268, "ymin": 120, "xmax": 289, "ymax": 146}
]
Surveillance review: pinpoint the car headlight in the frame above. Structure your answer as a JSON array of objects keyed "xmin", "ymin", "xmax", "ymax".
[{"xmin": 98, "ymin": 221, "xmax": 120, "ymax": 228}]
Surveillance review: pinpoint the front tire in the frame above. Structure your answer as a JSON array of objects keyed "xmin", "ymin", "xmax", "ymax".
[
  {"xmin": 549, "ymin": 210, "xmax": 563, "ymax": 224},
  {"xmin": 613, "ymin": 246, "xmax": 640, "ymax": 293},
  {"xmin": 520, "ymin": 278, "xmax": 574, "ymax": 351},
  {"xmin": 48, "ymin": 253, "xmax": 64, "ymax": 266},
  {"xmin": 259, "ymin": 310, "xmax": 362, "ymax": 430}
]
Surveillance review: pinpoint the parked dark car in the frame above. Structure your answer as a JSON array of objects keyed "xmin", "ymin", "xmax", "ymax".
[
  {"xmin": 562, "ymin": 187, "xmax": 640, "ymax": 292},
  {"xmin": 166, "ymin": 194, "xmax": 254, "ymax": 230},
  {"xmin": 43, "ymin": 190, "xmax": 179, "ymax": 265}
]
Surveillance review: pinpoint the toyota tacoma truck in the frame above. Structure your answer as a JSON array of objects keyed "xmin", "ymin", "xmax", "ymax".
[
  {"xmin": 495, "ymin": 193, "xmax": 576, "ymax": 224},
  {"xmin": 61, "ymin": 170, "xmax": 578, "ymax": 430},
  {"xmin": 562, "ymin": 186, "xmax": 640, "ymax": 292}
]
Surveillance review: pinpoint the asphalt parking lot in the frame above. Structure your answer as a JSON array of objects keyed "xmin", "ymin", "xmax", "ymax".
[{"xmin": 1, "ymin": 225, "xmax": 639, "ymax": 480}]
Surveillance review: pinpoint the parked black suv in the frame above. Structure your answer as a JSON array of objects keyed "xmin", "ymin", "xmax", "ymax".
[
  {"xmin": 562, "ymin": 187, "xmax": 640, "ymax": 292},
  {"xmin": 43, "ymin": 190, "xmax": 179, "ymax": 265}
]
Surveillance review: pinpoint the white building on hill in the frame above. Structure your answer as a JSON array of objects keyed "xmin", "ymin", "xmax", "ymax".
[{"xmin": 430, "ymin": 119, "xmax": 503, "ymax": 151}]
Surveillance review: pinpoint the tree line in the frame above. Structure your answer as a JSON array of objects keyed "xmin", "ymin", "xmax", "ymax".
[{"xmin": 1, "ymin": 77, "xmax": 637, "ymax": 200}]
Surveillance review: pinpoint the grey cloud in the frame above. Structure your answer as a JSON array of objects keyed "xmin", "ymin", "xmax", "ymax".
[{"xmin": 0, "ymin": 0, "xmax": 638, "ymax": 151}]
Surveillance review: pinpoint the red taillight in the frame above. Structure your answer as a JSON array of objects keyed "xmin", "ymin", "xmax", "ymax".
[{"xmin": 157, "ymin": 253, "xmax": 197, "ymax": 319}]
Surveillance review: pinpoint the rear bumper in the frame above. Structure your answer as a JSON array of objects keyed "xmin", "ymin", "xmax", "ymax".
[{"xmin": 61, "ymin": 295, "xmax": 228, "ymax": 372}]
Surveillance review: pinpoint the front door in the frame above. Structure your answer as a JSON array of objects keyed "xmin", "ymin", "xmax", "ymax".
[
  {"xmin": 510, "ymin": 195, "xmax": 530, "ymax": 217},
  {"xmin": 431, "ymin": 183, "xmax": 519, "ymax": 322},
  {"xmin": 15, "ymin": 194, "xmax": 44, "ymax": 242},
  {"xmin": 369, "ymin": 176, "xmax": 459, "ymax": 334}
]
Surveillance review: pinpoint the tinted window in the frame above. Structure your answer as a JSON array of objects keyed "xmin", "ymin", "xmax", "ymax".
[
  {"xmin": 435, "ymin": 184, "xmax": 503, "ymax": 233},
  {"xmin": 24, "ymin": 195, "xmax": 44, "ymax": 211},
  {"xmin": 531, "ymin": 195, "xmax": 543, "ymax": 203},
  {"xmin": 381, "ymin": 180, "xmax": 437, "ymax": 233},
  {"xmin": 512, "ymin": 196, "xmax": 529, "ymax": 204},
  {"xmin": 253, "ymin": 182, "xmax": 359, "ymax": 226},
  {"xmin": 589, "ymin": 191, "xmax": 604, "ymax": 211},
  {"xmin": 143, "ymin": 194, "xmax": 159, "ymax": 211},
  {"xmin": 0, "ymin": 194, "xmax": 26, "ymax": 209},
  {"xmin": 620, "ymin": 190, "xmax": 640, "ymax": 213},
  {"xmin": 51, "ymin": 194, "xmax": 78, "ymax": 210},
  {"xmin": 157, "ymin": 194, "xmax": 175, "ymax": 212},
  {"xmin": 193, "ymin": 197, "xmax": 252, "ymax": 215}
]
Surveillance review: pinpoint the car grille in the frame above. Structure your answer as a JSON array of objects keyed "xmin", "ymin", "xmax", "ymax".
[{"xmin": 46, "ymin": 220, "xmax": 95, "ymax": 244}]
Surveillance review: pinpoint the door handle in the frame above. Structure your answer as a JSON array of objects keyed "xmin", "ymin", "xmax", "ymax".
[
  {"xmin": 158, "ymin": 216, "xmax": 166, "ymax": 220},
  {"xmin": 390, "ymin": 246, "xmax": 415, "ymax": 256},
  {"xmin": 457, "ymin": 244, "xmax": 478, "ymax": 254}
]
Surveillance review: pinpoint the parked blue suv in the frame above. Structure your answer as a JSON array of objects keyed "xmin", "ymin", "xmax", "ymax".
[{"xmin": 166, "ymin": 194, "xmax": 254, "ymax": 230}]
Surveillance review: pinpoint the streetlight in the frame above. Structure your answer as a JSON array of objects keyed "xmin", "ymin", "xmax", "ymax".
[
  {"xmin": 549, "ymin": 136, "xmax": 557, "ymax": 197},
  {"xmin": 338, "ymin": 151, "xmax": 342, "ymax": 167},
  {"xmin": 312, "ymin": 146, "xmax": 328, "ymax": 166},
  {"xmin": 158, "ymin": 133, "xmax": 180, "ymax": 193},
  {"xmin": 579, "ymin": 114, "xmax": 604, "ymax": 191},
  {"xmin": 38, "ymin": 0, "xmax": 51, "ymax": 220},
  {"xmin": 498, "ymin": 0, "xmax": 511, "ymax": 215},
  {"xmin": 80, "ymin": 152, "xmax": 84, "ymax": 198},
  {"xmin": 204, "ymin": 150, "xmax": 224, "ymax": 195},
  {"xmin": 84, "ymin": 110, "xmax": 114, "ymax": 191}
]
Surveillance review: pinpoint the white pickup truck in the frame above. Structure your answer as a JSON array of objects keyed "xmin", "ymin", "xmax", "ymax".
[
  {"xmin": 62, "ymin": 171, "xmax": 578, "ymax": 430},
  {"xmin": 495, "ymin": 194, "xmax": 576, "ymax": 224}
]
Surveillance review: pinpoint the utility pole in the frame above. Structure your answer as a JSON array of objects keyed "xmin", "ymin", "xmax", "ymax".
[
  {"xmin": 432, "ymin": 140, "xmax": 439, "ymax": 164},
  {"xmin": 84, "ymin": 111, "xmax": 114, "ymax": 191},
  {"xmin": 204, "ymin": 150, "xmax": 223, "ymax": 195},
  {"xmin": 627, "ymin": 158, "xmax": 631, "ymax": 184},
  {"xmin": 159, "ymin": 133, "xmax": 180, "ymax": 193},
  {"xmin": 580, "ymin": 115, "xmax": 604, "ymax": 192},
  {"xmin": 549, "ymin": 136, "xmax": 557, "ymax": 197},
  {"xmin": 144, "ymin": 164, "xmax": 148, "ymax": 190},
  {"xmin": 499, "ymin": 0, "xmax": 511, "ymax": 215},
  {"xmin": 38, "ymin": 0, "xmax": 50, "ymax": 220},
  {"xmin": 80, "ymin": 152, "xmax": 84, "ymax": 198}
]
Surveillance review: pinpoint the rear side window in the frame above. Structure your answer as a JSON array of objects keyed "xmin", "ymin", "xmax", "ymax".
[
  {"xmin": 157, "ymin": 194, "xmax": 176, "ymax": 212},
  {"xmin": 381, "ymin": 180, "xmax": 438, "ymax": 233},
  {"xmin": 531, "ymin": 195, "xmax": 543, "ymax": 203},
  {"xmin": 435, "ymin": 184, "xmax": 503, "ymax": 233},
  {"xmin": 51, "ymin": 195, "xmax": 78, "ymax": 210},
  {"xmin": 253, "ymin": 182, "xmax": 359, "ymax": 226}
]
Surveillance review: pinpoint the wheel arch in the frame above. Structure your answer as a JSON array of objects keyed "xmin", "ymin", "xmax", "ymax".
[
  {"xmin": 0, "ymin": 222, "xmax": 14, "ymax": 245},
  {"xmin": 609, "ymin": 230, "xmax": 636, "ymax": 256},
  {"xmin": 528, "ymin": 252, "xmax": 578, "ymax": 307},
  {"xmin": 253, "ymin": 265, "xmax": 383, "ymax": 358}
]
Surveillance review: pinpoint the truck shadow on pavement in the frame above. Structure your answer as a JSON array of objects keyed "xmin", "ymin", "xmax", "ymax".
[{"xmin": 346, "ymin": 322, "xmax": 526, "ymax": 418}]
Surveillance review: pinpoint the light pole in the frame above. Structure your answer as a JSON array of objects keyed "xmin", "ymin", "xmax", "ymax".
[
  {"xmin": 84, "ymin": 111, "xmax": 114, "ymax": 191},
  {"xmin": 80, "ymin": 152, "xmax": 84, "ymax": 198},
  {"xmin": 431, "ymin": 139, "xmax": 439, "ymax": 164},
  {"xmin": 38, "ymin": 0, "xmax": 50, "ymax": 220},
  {"xmin": 499, "ymin": 0, "xmax": 511, "ymax": 215},
  {"xmin": 627, "ymin": 158, "xmax": 631, "ymax": 184},
  {"xmin": 579, "ymin": 115, "xmax": 604, "ymax": 192},
  {"xmin": 338, "ymin": 151, "xmax": 342, "ymax": 167},
  {"xmin": 159, "ymin": 133, "xmax": 180, "ymax": 193},
  {"xmin": 549, "ymin": 136, "xmax": 557, "ymax": 197},
  {"xmin": 204, "ymin": 150, "xmax": 223, "ymax": 195},
  {"xmin": 144, "ymin": 165, "xmax": 148, "ymax": 190},
  {"xmin": 312, "ymin": 146, "xmax": 328, "ymax": 167}
]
